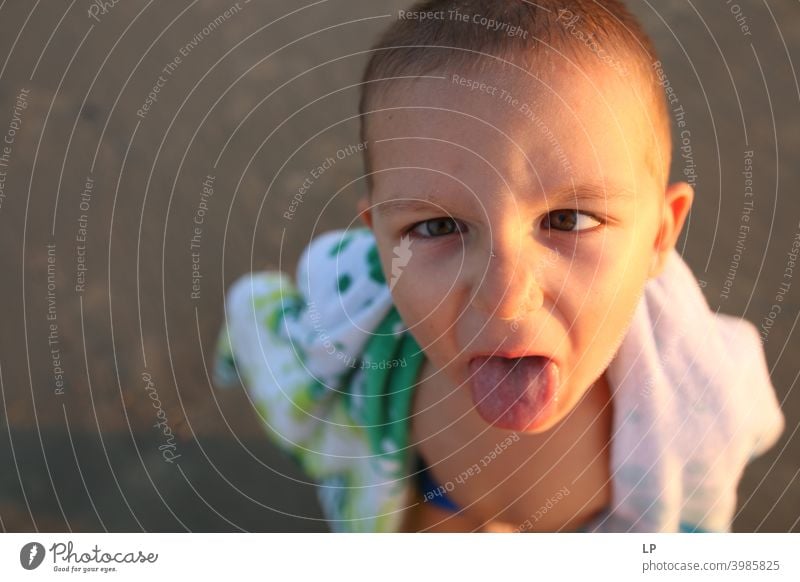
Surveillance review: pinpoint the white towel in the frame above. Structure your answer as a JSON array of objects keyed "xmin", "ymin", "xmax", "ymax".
[{"xmin": 587, "ymin": 246, "xmax": 786, "ymax": 532}]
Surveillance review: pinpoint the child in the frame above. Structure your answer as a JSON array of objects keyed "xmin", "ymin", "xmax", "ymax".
[{"xmin": 213, "ymin": 0, "xmax": 785, "ymax": 532}]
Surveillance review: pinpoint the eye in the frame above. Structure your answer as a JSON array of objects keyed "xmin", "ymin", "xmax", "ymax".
[
  {"xmin": 406, "ymin": 217, "xmax": 466, "ymax": 239},
  {"xmin": 541, "ymin": 209, "xmax": 602, "ymax": 232}
]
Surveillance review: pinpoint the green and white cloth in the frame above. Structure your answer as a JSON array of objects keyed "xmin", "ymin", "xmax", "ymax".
[
  {"xmin": 213, "ymin": 227, "xmax": 785, "ymax": 533},
  {"xmin": 213, "ymin": 228, "xmax": 426, "ymax": 532}
]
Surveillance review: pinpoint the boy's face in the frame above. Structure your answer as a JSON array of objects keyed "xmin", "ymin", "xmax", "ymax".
[{"xmin": 358, "ymin": 62, "xmax": 692, "ymax": 433}]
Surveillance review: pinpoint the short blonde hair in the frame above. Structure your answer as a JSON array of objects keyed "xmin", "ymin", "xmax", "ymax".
[{"xmin": 359, "ymin": 0, "xmax": 672, "ymax": 191}]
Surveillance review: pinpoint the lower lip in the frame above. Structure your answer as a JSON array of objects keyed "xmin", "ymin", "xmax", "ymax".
[{"xmin": 467, "ymin": 355, "xmax": 560, "ymax": 431}]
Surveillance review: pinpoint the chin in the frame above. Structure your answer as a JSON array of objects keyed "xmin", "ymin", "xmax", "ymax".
[{"xmin": 472, "ymin": 398, "xmax": 569, "ymax": 434}]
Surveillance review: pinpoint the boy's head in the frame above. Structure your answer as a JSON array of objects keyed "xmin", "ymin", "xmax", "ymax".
[{"xmin": 355, "ymin": 0, "xmax": 693, "ymax": 433}]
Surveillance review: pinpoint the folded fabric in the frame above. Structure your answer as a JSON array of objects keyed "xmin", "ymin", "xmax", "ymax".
[{"xmin": 213, "ymin": 227, "xmax": 785, "ymax": 532}]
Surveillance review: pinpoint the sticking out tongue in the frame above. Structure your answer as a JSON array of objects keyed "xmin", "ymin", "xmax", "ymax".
[{"xmin": 468, "ymin": 355, "xmax": 560, "ymax": 431}]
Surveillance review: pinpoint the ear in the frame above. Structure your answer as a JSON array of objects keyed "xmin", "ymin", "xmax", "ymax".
[
  {"xmin": 357, "ymin": 196, "xmax": 373, "ymax": 230},
  {"xmin": 649, "ymin": 181, "xmax": 694, "ymax": 278}
]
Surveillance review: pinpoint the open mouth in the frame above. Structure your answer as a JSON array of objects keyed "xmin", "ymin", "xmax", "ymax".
[{"xmin": 467, "ymin": 354, "xmax": 560, "ymax": 431}]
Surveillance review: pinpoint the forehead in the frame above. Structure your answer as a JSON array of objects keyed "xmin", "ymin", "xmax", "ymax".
[{"xmin": 366, "ymin": 62, "xmax": 657, "ymax": 201}]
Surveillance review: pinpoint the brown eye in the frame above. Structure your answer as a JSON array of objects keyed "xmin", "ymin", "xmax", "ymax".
[
  {"xmin": 410, "ymin": 218, "xmax": 464, "ymax": 238},
  {"xmin": 542, "ymin": 210, "xmax": 601, "ymax": 232}
]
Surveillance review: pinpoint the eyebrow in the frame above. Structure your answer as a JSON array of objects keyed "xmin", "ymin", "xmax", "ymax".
[
  {"xmin": 374, "ymin": 197, "xmax": 447, "ymax": 215},
  {"xmin": 373, "ymin": 182, "xmax": 635, "ymax": 215}
]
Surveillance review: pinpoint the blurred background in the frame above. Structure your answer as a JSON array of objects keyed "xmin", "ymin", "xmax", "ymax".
[{"xmin": 0, "ymin": 0, "xmax": 797, "ymax": 532}]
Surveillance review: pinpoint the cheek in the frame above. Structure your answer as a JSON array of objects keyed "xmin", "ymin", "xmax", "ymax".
[
  {"xmin": 380, "ymin": 244, "xmax": 452, "ymax": 327},
  {"xmin": 381, "ymin": 245, "xmax": 467, "ymax": 369},
  {"xmin": 390, "ymin": 276, "xmax": 456, "ymax": 373},
  {"xmin": 559, "ymin": 238, "xmax": 649, "ymax": 353},
  {"xmin": 379, "ymin": 235, "xmax": 462, "ymax": 302}
]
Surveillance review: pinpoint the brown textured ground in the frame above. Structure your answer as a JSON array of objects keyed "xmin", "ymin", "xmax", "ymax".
[{"xmin": 0, "ymin": 0, "xmax": 797, "ymax": 532}]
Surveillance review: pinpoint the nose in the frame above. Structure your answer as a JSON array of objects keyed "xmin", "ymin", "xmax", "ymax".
[{"xmin": 469, "ymin": 234, "xmax": 545, "ymax": 321}]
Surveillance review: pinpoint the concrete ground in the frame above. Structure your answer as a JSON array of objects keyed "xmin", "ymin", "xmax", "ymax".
[{"xmin": 0, "ymin": 0, "xmax": 797, "ymax": 532}]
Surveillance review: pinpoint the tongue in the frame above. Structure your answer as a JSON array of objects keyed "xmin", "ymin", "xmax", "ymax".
[{"xmin": 468, "ymin": 356, "xmax": 560, "ymax": 431}]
